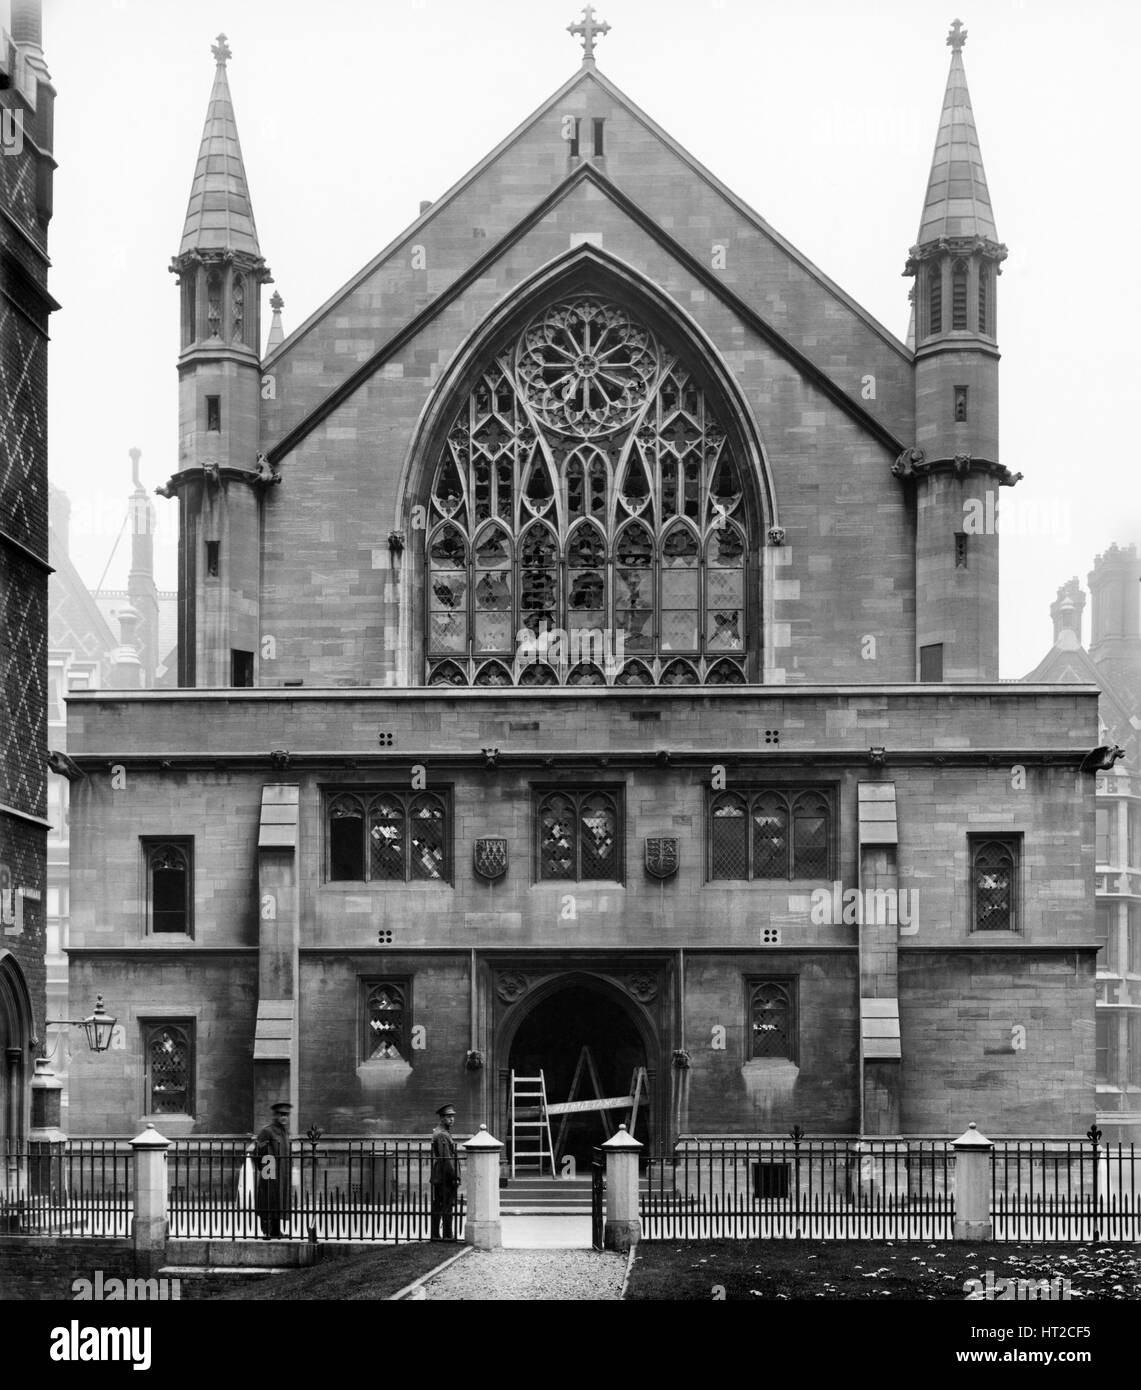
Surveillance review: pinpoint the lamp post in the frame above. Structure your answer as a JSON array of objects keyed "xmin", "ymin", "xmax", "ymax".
[{"xmin": 31, "ymin": 995, "xmax": 118, "ymax": 1134}]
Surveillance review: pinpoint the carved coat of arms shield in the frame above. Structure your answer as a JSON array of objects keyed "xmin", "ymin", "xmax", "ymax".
[
  {"xmin": 473, "ymin": 837, "xmax": 508, "ymax": 880},
  {"xmin": 644, "ymin": 836, "xmax": 679, "ymax": 879}
]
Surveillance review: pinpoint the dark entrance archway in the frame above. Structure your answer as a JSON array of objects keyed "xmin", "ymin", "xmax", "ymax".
[
  {"xmin": 507, "ymin": 981, "xmax": 650, "ymax": 1167},
  {"xmin": 0, "ymin": 951, "xmax": 33, "ymax": 1187}
]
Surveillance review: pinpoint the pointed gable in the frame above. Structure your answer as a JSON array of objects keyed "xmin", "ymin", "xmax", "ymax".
[{"xmin": 179, "ymin": 34, "xmax": 261, "ymax": 258}]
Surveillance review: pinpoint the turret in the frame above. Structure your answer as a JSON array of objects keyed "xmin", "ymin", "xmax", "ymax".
[
  {"xmin": 898, "ymin": 19, "xmax": 1015, "ymax": 681},
  {"xmin": 1088, "ymin": 543, "xmax": 1141, "ymax": 681},
  {"xmin": 164, "ymin": 35, "xmax": 271, "ymax": 687},
  {"xmin": 1050, "ymin": 578, "xmax": 1085, "ymax": 651}
]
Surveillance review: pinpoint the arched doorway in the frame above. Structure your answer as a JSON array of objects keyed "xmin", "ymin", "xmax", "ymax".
[
  {"xmin": 0, "ymin": 952, "xmax": 33, "ymax": 1187},
  {"xmin": 506, "ymin": 980, "xmax": 651, "ymax": 1167}
]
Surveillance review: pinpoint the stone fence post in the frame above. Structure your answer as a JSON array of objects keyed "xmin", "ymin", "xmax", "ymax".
[
  {"xmin": 603, "ymin": 1123, "xmax": 642, "ymax": 1251},
  {"xmin": 130, "ymin": 1124, "xmax": 170, "ymax": 1276},
  {"xmin": 952, "ymin": 1121, "xmax": 993, "ymax": 1241},
  {"xmin": 461, "ymin": 1124, "xmax": 503, "ymax": 1251}
]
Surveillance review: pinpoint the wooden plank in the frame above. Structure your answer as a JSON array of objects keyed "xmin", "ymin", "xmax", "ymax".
[{"xmin": 546, "ymin": 1096, "xmax": 635, "ymax": 1115}]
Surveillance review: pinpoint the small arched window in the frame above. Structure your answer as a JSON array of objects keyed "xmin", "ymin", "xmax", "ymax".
[
  {"xmin": 928, "ymin": 264, "xmax": 942, "ymax": 336},
  {"xmin": 971, "ymin": 837, "xmax": 1018, "ymax": 931},
  {"xmin": 146, "ymin": 841, "xmax": 191, "ymax": 934},
  {"xmin": 977, "ymin": 264, "xmax": 989, "ymax": 336},
  {"xmin": 328, "ymin": 791, "xmax": 450, "ymax": 883},
  {"xmin": 364, "ymin": 982, "xmax": 409, "ymax": 1061},
  {"xmin": 231, "ymin": 273, "xmax": 246, "ymax": 343},
  {"xmin": 749, "ymin": 981, "xmax": 795, "ymax": 1061},
  {"xmin": 206, "ymin": 270, "xmax": 223, "ymax": 338},
  {"xmin": 951, "ymin": 258, "xmax": 969, "ymax": 330},
  {"xmin": 145, "ymin": 1022, "xmax": 193, "ymax": 1114}
]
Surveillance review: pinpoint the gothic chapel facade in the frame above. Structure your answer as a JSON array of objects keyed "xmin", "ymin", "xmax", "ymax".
[{"xmin": 66, "ymin": 17, "xmax": 1100, "ymax": 1150}]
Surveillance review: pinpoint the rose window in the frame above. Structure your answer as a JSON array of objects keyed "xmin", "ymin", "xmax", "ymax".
[{"xmin": 516, "ymin": 299, "xmax": 657, "ymax": 437}]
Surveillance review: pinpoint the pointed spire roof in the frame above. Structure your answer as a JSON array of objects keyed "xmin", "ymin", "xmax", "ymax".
[
  {"xmin": 265, "ymin": 291, "xmax": 285, "ymax": 352},
  {"xmin": 179, "ymin": 34, "xmax": 261, "ymax": 258},
  {"xmin": 915, "ymin": 20, "xmax": 998, "ymax": 246}
]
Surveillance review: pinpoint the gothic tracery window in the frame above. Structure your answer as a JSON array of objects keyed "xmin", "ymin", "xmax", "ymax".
[
  {"xmin": 426, "ymin": 296, "xmax": 755, "ymax": 685},
  {"xmin": 537, "ymin": 787, "xmax": 622, "ymax": 882},
  {"xmin": 709, "ymin": 790, "xmax": 832, "ymax": 881},
  {"xmin": 970, "ymin": 836, "xmax": 1019, "ymax": 931},
  {"xmin": 748, "ymin": 981, "xmax": 795, "ymax": 1062},
  {"xmin": 328, "ymin": 791, "xmax": 449, "ymax": 883},
  {"xmin": 364, "ymin": 982, "xmax": 410, "ymax": 1062},
  {"xmin": 144, "ymin": 1022, "xmax": 194, "ymax": 1114}
]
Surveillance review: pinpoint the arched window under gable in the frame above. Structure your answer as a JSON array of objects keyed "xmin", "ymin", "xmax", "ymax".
[{"xmin": 425, "ymin": 294, "xmax": 759, "ymax": 686}]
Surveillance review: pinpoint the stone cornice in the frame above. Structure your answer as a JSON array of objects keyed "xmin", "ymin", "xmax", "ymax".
[
  {"xmin": 891, "ymin": 447, "xmax": 1021, "ymax": 488},
  {"xmin": 904, "ymin": 236, "xmax": 1009, "ymax": 277}
]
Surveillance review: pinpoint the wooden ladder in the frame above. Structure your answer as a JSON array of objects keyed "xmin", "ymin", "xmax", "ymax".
[{"xmin": 510, "ymin": 1070, "xmax": 556, "ymax": 1178}]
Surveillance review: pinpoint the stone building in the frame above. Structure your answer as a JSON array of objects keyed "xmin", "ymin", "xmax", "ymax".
[
  {"xmin": 66, "ymin": 18, "xmax": 1101, "ymax": 1153},
  {"xmin": 44, "ymin": 473, "xmax": 177, "ymax": 1117},
  {"xmin": 0, "ymin": 0, "xmax": 54, "ymax": 1165},
  {"xmin": 1026, "ymin": 547, "xmax": 1141, "ymax": 1143}
]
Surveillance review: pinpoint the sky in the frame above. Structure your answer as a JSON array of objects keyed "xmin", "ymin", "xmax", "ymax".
[{"xmin": 29, "ymin": 0, "xmax": 1141, "ymax": 677}]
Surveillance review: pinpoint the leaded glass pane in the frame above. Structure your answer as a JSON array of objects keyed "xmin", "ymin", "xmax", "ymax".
[
  {"xmin": 974, "ymin": 840, "xmax": 1015, "ymax": 930},
  {"xmin": 540, "ymin": 794, "xmax": 577, "ymax": 879},
  {"xmin": 367, "ymin": 985, "xmax": 406, "ymax": 1060},
  {"xmin": 792, "ymin": 793, "xmax": 829, "ymax": 878},
  {"xmin": 409, "ymin": 796, "xmax": 445, "ymax": 881},
  {"xmin": 580, "ymin": 793, "xmax": 618, "ymax": 877},
  {"xmin": 149, "ymin": 1026, "xmax": 190, "ymax": 1113},
  {"xmin": 710, "ymin": 795, "xmax": 747, "ymax": 878},
  {"xmin": 151, "ymin": 844, "xmax": 189, "ymax": 933},
  {"xmin": 369, "ymin": 797, "xmax": 405, "ymax": 881},
  {"xmin": 474, "ymin": 527, "xmax": 513, "ymax": 653},
  {"xmin": 752, "ymin": 794, "xmax": 789, "ymax": 878},
  {"xmin": 750, "ymin": 985, "xmax": 791, "ymax": 1060}
]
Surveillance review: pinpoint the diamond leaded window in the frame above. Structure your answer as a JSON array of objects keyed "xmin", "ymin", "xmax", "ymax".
[
  {"xmin": 748, "ymin": 980, "xmax": 796, "ymax": 1062},
  {"xmin": 363, "ymin": 981, "xmax": 410, "ymax": 1062},
  {"xmin": 709, "ymin": 790, "xmax": 832, "ymax": 881},
  {"xmin": 970, "ymin": 836, "xmax": 1019, "ymax": 931},
  {"xmin": 144, "ymin": 1022, "xmax": 194, "ymax": 1115},
  {"xmin": 426, "ymin": 296, "xmax": 755, "ymax": 686},
  {"xmin": 328, "ymin": 791, "xmax": 450, "ymax": 883},
  {"xmin": 537, "ymin": 787, "xmax": 623, "ymax": 882}
]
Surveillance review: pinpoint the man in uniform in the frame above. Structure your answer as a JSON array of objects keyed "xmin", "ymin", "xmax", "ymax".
[
  {"xmin": 253, "ymin": 1100, "xmax": 292, "ymax": 1238},
  {"xmin": 429, "ymin": 1103, "xmax": 460, "ymax": 1242}
]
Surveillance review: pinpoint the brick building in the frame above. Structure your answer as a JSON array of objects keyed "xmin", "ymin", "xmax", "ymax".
[
  {"xmin": 1026, "ymin": 547, "xmax": 1141, "ymax": 1142},
  {"xmin": 67, "ymin": 18, "xmax": 1101, "ymax": 1152},
  {"xmin": 0, "ymin": 0, "xmax": 54, "ymax": 1164}
]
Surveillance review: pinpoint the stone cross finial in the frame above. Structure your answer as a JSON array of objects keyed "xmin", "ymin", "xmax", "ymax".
[
  {"xmin": 946, "ymin": 18, "xmax": 967, "ymax": 51},
  {"xmin": 212, "ymin": 32, "xmax": 232, "ymax": 65},
  {"xmin": 270, "ymin": 291, "xmax": 284, "ymax": 312},
  {"xmin": 568, "ymin": 6, "xmax": 610, "ymax": 62}
]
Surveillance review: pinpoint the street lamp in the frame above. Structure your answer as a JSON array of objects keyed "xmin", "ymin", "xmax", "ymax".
[{"xmin": 43, "ymin": 994, "xmax": 118, "ymax": 1056}]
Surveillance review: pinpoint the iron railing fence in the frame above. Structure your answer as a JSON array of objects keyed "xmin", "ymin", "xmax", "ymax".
[
  {"xmin": 2, "ymin": 1136, "xmax": 465, "ymax": 1243},
  {"xmin": 640, "ymin": 1132, "xmax": 1141, "ymax": 1243},
  {"xmin": 641, "ymin": 1135, "xmax": 955, "ymax": 1241},
  {"xmin": 991, "ymin": 1137, "xmax": 1139, "ymax": 1243},
  {"xmin": 2, "ymin": 1137, "xmax": 133, "ymax": 1237}
]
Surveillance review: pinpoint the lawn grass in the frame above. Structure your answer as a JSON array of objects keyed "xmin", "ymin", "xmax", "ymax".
[
  {"xmin": 625, "ymin": 1240, "xmax": 1141, "ymax": 1301},
  {"xmin": 200, "ymin": 1241, "xmax": 462, "ymax": 1300}
]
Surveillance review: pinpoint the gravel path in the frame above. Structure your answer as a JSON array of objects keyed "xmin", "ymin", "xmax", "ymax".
[{"xmin": 422, "ymin": 1248, "xmax": 628, "ymax": 1300}]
